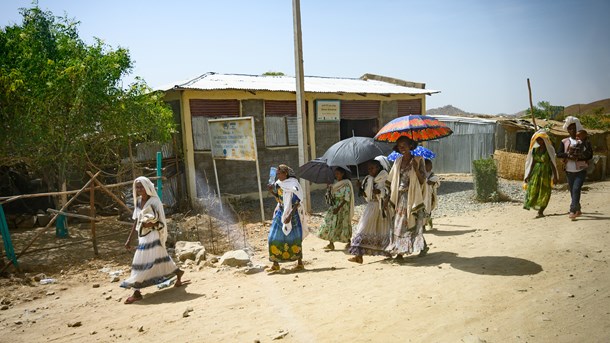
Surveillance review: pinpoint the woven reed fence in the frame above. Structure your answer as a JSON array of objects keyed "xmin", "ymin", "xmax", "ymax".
[{"xmin": 493, "ymin": 149, "xmax": 566, "ymax": 183}]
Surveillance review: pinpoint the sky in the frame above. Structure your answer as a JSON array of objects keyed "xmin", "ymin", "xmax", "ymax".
[{"xmin": 1, "ymin": 0, "xmax": 609, "ymax": 115}]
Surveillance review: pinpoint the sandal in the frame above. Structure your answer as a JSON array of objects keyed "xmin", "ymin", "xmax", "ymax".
[
  {"xmin": 418, "ymin": 246, "xmax": 430, "ymax": 257},
  {"xmin": 291, "ymin": 264, "xmax": 305, "ymax": 271},
  {"xmin": 348, "ymin": 256, "xmax": 363, "ymax": 264},
  {"xmin": 124, "ymin": 293, "xmax": 142, "ymax": 304},
  {"xmin": 323, "ymin": 243, "xmax": 335, "ymax": 251},
  {"xmin": 267, "ymin": 264, "xmax": 280, "ymax": 272}
]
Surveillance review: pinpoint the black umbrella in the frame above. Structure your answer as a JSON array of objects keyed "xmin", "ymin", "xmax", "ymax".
[
  {"xmin": 297, "ymin": 158, "xmax": 349, "ymax": 184},
  {"xmin": 321, "ymin": 136, "xmax": 393, "ymax": 178},
  {"xmin": 321, "ymin": 136, "xmax": 394, "ymax": 167}
]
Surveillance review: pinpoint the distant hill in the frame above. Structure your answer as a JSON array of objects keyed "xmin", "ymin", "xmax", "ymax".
[
  {"xmin": 426, "ymin": 105, "xmax": 476, "ymax": 116},
  {"xmin": 426, "ymin": 105, "xmax": 498, "ymax": 118},
  {"xmin": 428, "ymin": 98, "xmax": 610, "ymax": 119},
  {"xmin": 564, "ymin": 98, "xmax": 610, "ymax": 116}
]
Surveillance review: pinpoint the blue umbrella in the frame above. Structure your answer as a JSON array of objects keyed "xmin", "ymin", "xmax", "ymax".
[{"xmin": 388, "ymin": 146, "xmax": 436, "ymax": 162}]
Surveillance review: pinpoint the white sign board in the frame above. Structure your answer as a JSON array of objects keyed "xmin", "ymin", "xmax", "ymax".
[
  {"xmin": 316, "ymin": 100, "xmax": 341, "ymax": 122},
  {"xmin": 208, "ymin": 117, "xmax": 256, "ymax": 161}
]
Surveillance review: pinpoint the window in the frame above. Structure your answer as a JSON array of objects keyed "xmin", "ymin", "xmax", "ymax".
[
  {"xmin": 339, "ymin": 100, "xmax": 380, "ymax": 139},
  {"xmin": 190, "ymin": 99, "xmax": 239, "ymax": 151},
  {"xmin": 265, "ymin": 100, "xmax": 299, "ymax": 147}
]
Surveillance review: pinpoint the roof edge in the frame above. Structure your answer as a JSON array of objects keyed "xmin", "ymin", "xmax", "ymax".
[{"xmin": 360, "ymin": 73, "xmax": 425, "ymax": 89}]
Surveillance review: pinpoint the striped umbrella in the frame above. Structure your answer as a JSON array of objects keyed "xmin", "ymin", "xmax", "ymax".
[{"xmin": 374, "ymin": 115, "xmax": 453, "ymax": 143}]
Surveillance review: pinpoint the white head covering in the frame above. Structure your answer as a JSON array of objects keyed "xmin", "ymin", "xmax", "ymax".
[
  {"xmin": 563, "ymin": 116, "xmax": 583, "ymax": 132},
  {"xmin": 374, "ymin": 155, "xmax": 391, "ymax": 172},
  {"xmin": 132, "ymin": 176, "xmax": 168, "ymax": 247}
]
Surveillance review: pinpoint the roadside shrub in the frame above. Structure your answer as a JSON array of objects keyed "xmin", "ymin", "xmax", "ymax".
[{"xmin": 473, "ymin": 158, "xmax": 499, "ymax": 202}]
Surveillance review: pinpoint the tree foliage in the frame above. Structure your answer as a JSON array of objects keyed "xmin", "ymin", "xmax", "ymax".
[
  {"xmin": 524, "ymin": 101, "xmax": 565, "ymax": 120},
  {"xmin": 0, "ymin": 6, "xmax": 175, "ymax": 190}
]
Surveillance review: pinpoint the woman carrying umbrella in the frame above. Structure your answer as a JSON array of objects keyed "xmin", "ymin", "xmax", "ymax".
[
  {"xmin": 348, "ymin": 156, "xmax": 392, "ymax": 263},
  {"xmin": 317, "ymin": 167, "xmax": 354, "ymax": 251},
  {"xmin": 267, "ymin": 164, "xmax": 306, "ymax": 272},
  {"xmin": 385, "ymin": 137, "xmax": 429, "ymax": 258}
]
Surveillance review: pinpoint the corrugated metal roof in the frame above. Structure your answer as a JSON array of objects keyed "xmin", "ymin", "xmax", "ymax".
[{"xmin": 156, "ymin": 72, "xmax": 440, "ymax": 95}]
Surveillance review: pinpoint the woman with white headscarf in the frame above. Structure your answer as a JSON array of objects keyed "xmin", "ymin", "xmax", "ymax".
[
  {"xmin": 121, "ymin": 176, "xmax": 185, "ymax": 304},
  {"xmin": 348, "ymin": 157, "xmax": 392, "ymax": 264},
  {"xmin": 267, "ymin": 164, "xmax": 307, "ymax": 272},
  {"xmin": 556, "ymin": 116, "xmax": 593, "ymax": 220},
  {"xmin": 523, "ymin": 129, "xmax": 559, "ymax": 217}
]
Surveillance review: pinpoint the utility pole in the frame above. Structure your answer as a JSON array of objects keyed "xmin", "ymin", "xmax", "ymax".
[{"xmin": 292, "ymin": 0, "xmax": 310, "ymax": 211}]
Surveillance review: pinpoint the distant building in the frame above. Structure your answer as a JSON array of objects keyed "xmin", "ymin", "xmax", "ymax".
[{"xmin": 159, "ymin": 72, "xmax": 439, "ymax": 201}]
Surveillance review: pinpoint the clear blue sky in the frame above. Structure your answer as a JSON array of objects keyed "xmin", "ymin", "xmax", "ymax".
[{"xmin": 2, "ymin": 0, "xmax": 609, "ymax": 115}]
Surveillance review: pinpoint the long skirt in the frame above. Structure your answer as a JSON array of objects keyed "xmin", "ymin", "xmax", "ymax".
[
  {"xmin": 349, "ymin": 201, "xmax": 391, "ymax": 257},
  {"xmin": 120, "ymin": 230, "xmax": 179, "ymax": 290},
  {"xmin": 317, "ymin": 204, "xmax": 352, "ymax": 243},
  {"xmin": 386, "ymin": 192, "xmax": 426, "ymax": 255},
  {"xmin": 268, "ymin": 208, "xmax": 303, "ymax": 263},
  {"xmin": 524, "ymin": 158, "xmax": 553, "ymax": 211}
]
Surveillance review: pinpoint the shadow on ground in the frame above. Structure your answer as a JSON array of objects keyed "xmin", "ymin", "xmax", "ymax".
[{"xmin": 384, "ymin": 251, "xmax": 543, "ymax": 276}]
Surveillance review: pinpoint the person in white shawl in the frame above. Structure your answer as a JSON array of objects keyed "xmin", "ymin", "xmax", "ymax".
[
  {"xmin": 267, "ymin": 165, "xmax": 307, "ymax": 272},
  {"xmin": 121, "ymin": 176, "xmax": 185, "ymax": 304},
  {"xmin": 348, "ymin": 158, "xmax": 392, "ymax": 264},
  {"xmin": 385, "ymin": 137, "xmax": 428, "ymax": 258},
  {"xmin": 422, "ymin": 159, "xmax": 440, "ymax": 230},
  {"xmin": 317, "ymin": 166, "xmax": 354, "ymax": 251},
  {"xmin": 523, "ymin": 129, "xmax": 559, "ymax": 218}
]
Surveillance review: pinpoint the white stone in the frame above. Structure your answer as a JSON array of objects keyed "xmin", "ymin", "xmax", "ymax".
[
  {"xmin": 219, "ymin": 250, "xmax": 251, "ymax": 267},
  {"xmin": 174, "ymin": 241, "xmax": 205, "ymax": 262}
]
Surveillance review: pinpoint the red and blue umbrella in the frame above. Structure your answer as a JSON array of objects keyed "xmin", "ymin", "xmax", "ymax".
[
  {"xmin": 388, "ymin": 146, "xmax": 436, "ymax": 162},
  {"xmin": 374, "ymin": 115, "xmax": 453, "ymax": 143}
]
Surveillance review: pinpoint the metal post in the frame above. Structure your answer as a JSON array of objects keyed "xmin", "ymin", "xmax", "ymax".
[
  {"xmin": 0, "ymin": 205, "xmax": 18, "ymax": 268},
  {"xmin": 156, "ymin": 151, "xmax": 163, "ymax": 198}
]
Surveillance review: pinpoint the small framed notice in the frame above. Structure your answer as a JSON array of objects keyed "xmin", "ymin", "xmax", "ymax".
[{"xmin": 316, "ymin": 100, "xmax": 340, "ymax": 122}]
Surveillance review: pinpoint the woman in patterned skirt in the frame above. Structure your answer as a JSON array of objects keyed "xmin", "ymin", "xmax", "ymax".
[
  {"xmin": 318, "ymin": 167, "xmax": 354, "ymax": 251},
  {"xmin": 267, "ymin": 164, "xmax": 306, "ymax": 272}
]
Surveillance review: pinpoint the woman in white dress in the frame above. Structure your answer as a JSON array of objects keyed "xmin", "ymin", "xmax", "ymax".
[
  {"xmin": 121, "ymin": 176, "xmax": 185, "ymax": 304},
  {"xmin": 348, "ymin": 157, "xmax": 392, "ymax": 264}
]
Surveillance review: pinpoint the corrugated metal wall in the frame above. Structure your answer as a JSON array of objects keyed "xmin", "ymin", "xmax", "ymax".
[{"xmin": 425, "ymin": 120, "xmax": 496, "ymax": 174}]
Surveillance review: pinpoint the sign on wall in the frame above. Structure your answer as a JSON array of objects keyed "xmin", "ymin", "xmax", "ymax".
[
  {"xmin": 208, "ymin": 117, "xmax": 256, "ymax": 161},
  {"xmin": 316, "ymin": 100, "xmax": 341, "ymax": 122}
]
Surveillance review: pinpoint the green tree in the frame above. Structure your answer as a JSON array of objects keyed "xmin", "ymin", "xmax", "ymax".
[
  {"xmin": 0, "ymin": 6, "xmax": 174, "ymax": 195},
  {"xmin": 262, "ymin": 71, "xmax": 285, "ymax": 76},
  {"xmin": 524, "ymin": 101, "xmax": 564, "ymax": 120}
]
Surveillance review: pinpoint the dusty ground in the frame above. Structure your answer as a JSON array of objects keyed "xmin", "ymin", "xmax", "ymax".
[{"xmin": 1, "ymin": 176, "xmax": 609, "ymax": 342}]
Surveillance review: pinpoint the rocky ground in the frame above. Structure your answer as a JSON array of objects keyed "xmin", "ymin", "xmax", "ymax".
[{"xmin": 1, "ymin": 175, "xmax": 608, "ymax": 342}]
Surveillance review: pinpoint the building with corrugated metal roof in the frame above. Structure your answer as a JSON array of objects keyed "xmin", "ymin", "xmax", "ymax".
[
  {"xmin": 159, "ymin": 72, "xmax": 439, "ymax": 201},
  {"xmin": 424, "ymin": 115, "xmax": 498, "ymax": 174}
]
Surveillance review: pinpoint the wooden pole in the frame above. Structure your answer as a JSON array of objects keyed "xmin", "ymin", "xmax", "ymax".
[
  {"xmin": 1, "ymin": 171, "xmax": 102, "ymax": 273},
  {"xmin": 527, "ymin": 78, "xmax": 538, "ymax": 130},
  {"xmin": 89, "ymin": 177, "xmax": 98, "ymax": 255},
  {"xmin": 0, "ymin": 176, "xmax": 166, "ymax": 204},
  {"xmin": 292, "ymin": 0, "xmax": 310, "ymax": 206},
  {"xmin": 128, "ymin": 138, "xmax": 136, "ymax": 180},
  {"xmin": 47, "ymin": 209, "xmax": 100, "ymax": 222},
  {"xmin": 86, "ymin": 171, "xmax": 132, "ymax": 214}
]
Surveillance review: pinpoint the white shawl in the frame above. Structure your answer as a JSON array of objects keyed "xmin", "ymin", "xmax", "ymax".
[
  {"xmin": 362, "ymin": 169, "xmax": 389, "ymax": 216},
  {"xmin": 388, "ymin": 155, "xmax": 425, "ymax": 228},
  {"xmin": 331, "ymin": 178, "xmax": 354, "ymax": 224},
  {"xmin": 524, "ymin": 129, "xmax": 558, "ymax": 184},
  {"xmin": 132, "ymin": 176, "xmax": 168, "ymax": 247},
  {"xmin": 423, "ymin": 172, "xmax": 440, "ymax": 214},
  {"xmin": 275, "ymin": 177, "xmax": 307, "ymax": 236}
]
